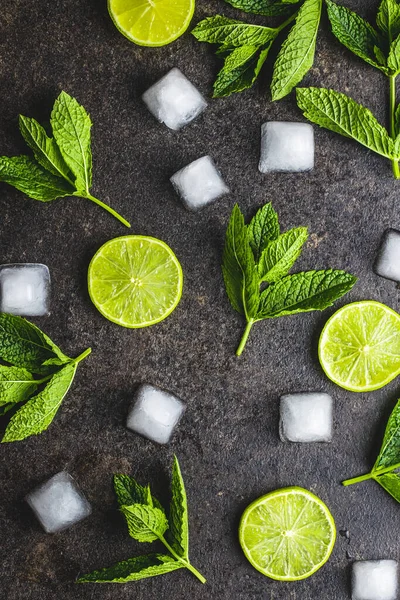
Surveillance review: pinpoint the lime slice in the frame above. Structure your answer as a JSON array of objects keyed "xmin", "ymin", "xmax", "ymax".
[
  {"xmin": 239, "ymin": 487, "xmax": 336, "ymax": 582},
  {"xmin": 88, "ymin": 236, "xmax": 183, "ymax": 328},
  {"xmin": 318, "ymin": 301, "xmax": 400, "ymax": 392},
  {"xmin": 108, "ymin": 0, "xmax": 195, "ymax": 47}
]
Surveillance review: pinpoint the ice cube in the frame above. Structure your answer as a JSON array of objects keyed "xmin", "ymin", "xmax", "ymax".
[
  {"xmin": 374, "ymin": 229, "xmax": 400, "ymax": 282},
  {"xmin": 0, "ymin": 263, "xmax": 50, "ymax": 316},
  {"xmin": 259, "ymin": 121, "xmax": 315, "ymax": 173},
  {"xmin": 142, "ymin": 68, "xmax": 208, "ymax": 131},
  {"xmin": 352, "ymin": 560, "xmax": 398, "ymax": 600},
  {"xmin": 279, "ymin": 392, "xmax": 333, "ymax": 443},
  {"xmin": 25, "ymin": 471, "xmax": 92, "ymax": 534},
  {"xmin": 170, "ymin": 155, "xmax": 229, "ymax": 211},
  {"xmin": 126, "ymin": 383, "xmax": 186, "ymax": 445}
]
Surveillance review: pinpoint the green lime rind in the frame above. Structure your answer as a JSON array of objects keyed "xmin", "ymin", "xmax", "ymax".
[
  {"xmin": 239, "ymin": 487, "xmax": 336, "ymax": 582},
  {"xmin": 88, "ymin": 235, "xmax": 183, "ymax": 329},
  {"xmin": 107, "ymin": 0, "xmax": 195, "ymax": 47},
  {"xmin": 318, "ymin": 301, "xmax": 400, "ymax": 393}
]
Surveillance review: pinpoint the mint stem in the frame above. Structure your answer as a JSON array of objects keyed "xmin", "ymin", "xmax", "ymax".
[
  {"xmin": 159, "ymin": 536, "xmax": 206, "ymax": 584},
  {"xmin": 389, "ymin": 74, "xmax": 400, "ymax": 179},
  {"xmin": 73, "ymin": 347, "xmax": 92, "ymax": 365},
  {"xmin": 80, "ymin": 193, "xmax": 131, "ymax": 228},
  {"xmin": 236, "ymin": 319, "xmax": 255, "ymax": 357},
  {"xmin": 342, "ymin": 461, "xmax": 400, "ymax": 487}
]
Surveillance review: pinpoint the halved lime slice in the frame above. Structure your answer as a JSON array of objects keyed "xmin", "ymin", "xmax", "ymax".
[
  {"xmin": 108, "ymin": 0, "xmax": 195, "ymax": 47},
  {"xmin": 88, "ymin": 236, "xmax": 183, "ymax": 328},
  {"xmin": 239, "ymin": 487, "xmax": 336, "ymax": 582},
  {"xmin": 319, "ymin": 301, "xmax": 400, "ymax": 392}
]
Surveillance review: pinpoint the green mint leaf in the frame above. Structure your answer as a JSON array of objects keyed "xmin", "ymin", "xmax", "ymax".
[
  {"xmin": 296, "ymin": 87, "xmax": 395, "ymax": 159},
  {"xmin": 376, "ymin": 472, "xmax": 400, "ymax": 503},
  {"xmin": 120, "ymin": 504, "xmax": 169, "ymax": 543},
  {"xmin": 2, "ymin": 362, "xmax": 77, "ymax": 443},
  {"xmin": 222, "ymin": 204, "xmax": 260, "ymax": 318},
  {"xmin": 0, "ymin": 366, "xmax": 38, "ymax": 407},
  {"xmin": 192, "ymin": 16, "xmax": 278, "ymax": 47},
  {"xmin": 213, "ymin": 44, "xmax": 272, "ymax": 97},
  {"xmin": 388, "ymin": 33, "xmax": 400, "ymax": 73},
  {"xmin": 166, "ymin": 456, "xmax": 189, "ymax": 560},
  {"xmin": 374, "ymin": 400, "xmax": 400, "ymax": 470},
  {"xmin": 377, "ymin": 0, "xmax": 400, "ymax": 40},
  {"xmin": 114, "ymin": 474, "xmax": 164, "ymax": 512},
  {"xmin": 51, "ymin": 91, "xmax": 92, "ymax": 193},
  {"xmin": 374, "ymin": 44, "xmax": 388, "ymax": 66},
  {"xmin": 18, "ymin": 116, "xmax": 72, "ymax": 181},
  {"xmin": 271, "ymin": 0, "xmax": 322, "ymax": 100},
  {"xmin": 0, "ymin": 403, "xmax": 15, "ymax": 417},
  {"xmin": 258, "ymin": 227, "xmax": 308, "ymax": 283},
  {"xmin": 257, "ymin": 269, "xmax": 357, "ymax": 319},
  {"xmin": 77, "ymin": 554, "xmax": 182, "ymax": 584},
  {"xmin": 248, "ymin": 202, "xmax": 280, "ymax": 264},
  {"xmin": 326, "ymin": 0, "xmax": 385, "ymax": 72},
  {"xmin": 0, "ymin": 155, "xmax": 75, "ymax": 201},
  {"xmin": 223, "ymin": 0, "xmax": 297, "ymax": 16},
  {"xmin": 0, "ymin": 314, "xmax": 71, "ymax": 374}
]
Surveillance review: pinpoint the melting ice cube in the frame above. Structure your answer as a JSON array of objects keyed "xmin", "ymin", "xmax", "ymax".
[
  {"xmin": 170, "ymin": 155, "xmax": 229, "ymax": 211},
  {"xmin": 259, "ymin": 121, "xmax": 315, "ymax": 173},
  {"xmin": 279, "ymin": 392, "xmax": 333, "ymax": 443},
  {"xmin": 0, "ymin": 263, "xmax": 50, "ymax": 316}
]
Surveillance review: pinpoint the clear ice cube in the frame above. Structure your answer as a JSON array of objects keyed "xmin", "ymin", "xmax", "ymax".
[
  {"xmin": 170, "ymin": 155, "xmax": 229, "ymax": 211},
  {"xmin": 259, "ymin": 121, "xmax": 315, "ymax": 173},
  {"xmin": 352, "ymin": 560, "xmax": 398, "ymax": 600},
  {"xmin": 279, "ymin": 392, "xmax": 333, "ymax": 443},
  {"xmin": 25, "ymin": 471, "xmax": 92, "ymax": 534},
  {"xmin": 374, "ymin": 229, "xmax": 400, "ymax": 282},
  {"xmin": 0, "ymin": 263, "xmax": 50, "ymax": 316},
  {"xmin": 142, "ymin": 68, "xmax": 208, "ymax": 131},
  {"xmin": 126, "ymin": 383, "xmax": 186, "ymax": 445}
]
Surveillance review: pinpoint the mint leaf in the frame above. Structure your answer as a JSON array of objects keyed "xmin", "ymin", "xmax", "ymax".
[
  {"xmin": 77, "ymin": 554, "xmax": 182, "ymax": 584},
  {"xmin": 257, "ymin": 269, "xmax": 356, "ymax": 319},
  {"xmin": 214, "ymin": 44, "xmax": 272, "ymax": 96},
  {"xmin": 51, "ymin": 91, "xmax": 92, "ymax": 193},
  {"xmin": 192, "ymin": 16, "xmax": 278, "ymax": 47},
  {"xmin": 258, "ymin": 227, "xmax": 308, "ymax": 283},
  {"xmin": 0, "ymin": 366, "xmax": 38, "ymax": 407},
  {"xmin": 223, "ymin": 0, "xmax": 297, "ymax": 16},
  {"xmin": 248, "ymin": 203, "xmax": 280, "ymax": 264},
  {"xmin": 376, "ymin": 472, "xmax": 400, "ymax": 503},
  {"xmin": 2, "ymin": 362, "xmax": 77, "ymax": 443},
  {"xmin": 114, "ymin": 474, "xmax": 152, "ymax": 506},
  {"xmin": 326, "ymin": 0, "xmax": 385, "ymax": 72},
  {"xmin": 271, "ymin": 0, "xmax": 322, "ymax": 100},
  {"xmin": 0, "ymin": 314, "xmax": 70, "ymax": 374},
  {"xmin": 388, "ymin": 33, "xmax": 400, "ymax": 73},
  {"xmin": 0, "ymin": 156, "xmax": 74, "ymax": 201},
  {"xmin": 374, "ymin": 400, "xmax": 400, "ymax": 470},
  {"xmin": 19, "ymin": 116, "xmax": 72, "ymax": 181},
  {"xmin": 296, "ymin": 87, "xmax": 395, "ymax": 158},
  {"xmin": 222, "ymin": 204, "xmax": 260, "ymax": 318},
  {"xmin": 377, "ymin": 0, "xmax": 400, "ymax": 40},
  {"xmin": 121, "ymin": 504, "xmax": 169, "ymax": 543},
  {"xmin": 166, "ymin": 456, "xmax": 189, "ymax": 560}
]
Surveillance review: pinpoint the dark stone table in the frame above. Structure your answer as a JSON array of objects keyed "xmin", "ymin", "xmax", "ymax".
[{"xmin": 0, "ymin": 1, "xmax": 398, "ymax": 598}]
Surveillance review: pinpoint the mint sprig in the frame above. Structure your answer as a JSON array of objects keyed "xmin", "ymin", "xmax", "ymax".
[
  {"xmin": 343, "ymin": 399, "xmax": 400, "ymax": 503},
  {"xmin": 0, "ymin": 313, "xmax": 91, "ymax": 443},
  {"xmin": 297, "ymin": 0, "xmax": 400, "ymax": 178},
  {"xmin": 0, "ymin": 92, "xmax": 130, "ymax": 226},
  {"xmin": 77, "ymin": 457, "xmax": 206, "ymax": 585},
  {"xmin": 222, "ymin": 203, "xmax": 357, "ymax": 356},
  {"xmin": 192, "ymin": 0, "xmax": 322, "ymax": 99}
]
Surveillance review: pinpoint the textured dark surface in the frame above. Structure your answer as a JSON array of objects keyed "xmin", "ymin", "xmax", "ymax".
[{"xmin": 0, "ymin": 0, "xmax": 399, "ymax": 598}]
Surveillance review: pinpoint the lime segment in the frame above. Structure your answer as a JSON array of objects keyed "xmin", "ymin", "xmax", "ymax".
[
  {"xmin": 239, "ymin": 487, "xmax": 336, "ymax": 581},
  {"xmin": 108, "ymin": 0, "xmax": 195, "ymax": 47},
  {"xmin": 88, "ymin": 236, "xmax": 183, "ymax": 328},
  {"xmin": 318, "ymin": 301, "xmax": 400, "ymax": 392}
]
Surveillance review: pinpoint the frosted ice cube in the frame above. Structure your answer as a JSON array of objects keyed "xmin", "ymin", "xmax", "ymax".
[
  {"xmin": 25, "ymin": 471, "xmax": 92, "ymax": 534},
  {"xmin": 170, "ymin": 155, "xmax": 229, "ymax": 211},
  {"xmin": 279, "ymin": 392, "xmax": 333, "ymax": 443},
  {"xmin": 352, "ymin": 560, "xmax": 398, "ymax": 600},
  {"xmin": 142, "ymin": 68, "xmax": 208, "ymax": 131},
  {"xmin": 259, "ymin": 121, "xmax": 315, "ymax": 173},
  {"xmin": 374, "ymin": 229, "xmax": 400, "ymax": 282},
  {"xmin": 127, "ymin": 384, "xmax": 186, "ymax": 444},
  {"xmin": 0, "ymin": 263, "xmax": 50, "ymax": 316}
]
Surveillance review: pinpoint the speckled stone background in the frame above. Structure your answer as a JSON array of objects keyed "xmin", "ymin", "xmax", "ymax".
[{"xmin": 0, "ymin": 1, "xmax": 399, "ymax": 598}]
